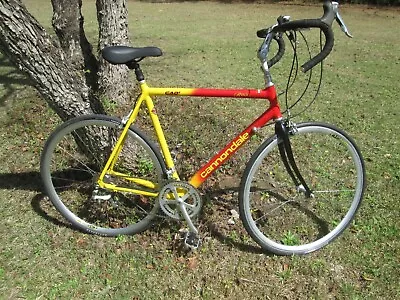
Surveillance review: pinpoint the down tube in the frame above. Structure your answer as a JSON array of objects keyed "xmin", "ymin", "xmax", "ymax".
[{"xmin": 189, "ymin": 106, "xmax": 281, "ymax": 188}]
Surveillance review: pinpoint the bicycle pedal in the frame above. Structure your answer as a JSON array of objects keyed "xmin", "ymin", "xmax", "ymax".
[{"xmin": 183, "ymin": 232, "xmax": 201, "ymax": 250}]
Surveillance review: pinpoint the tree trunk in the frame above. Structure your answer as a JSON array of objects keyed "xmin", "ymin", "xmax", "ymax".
[
  {"xmin": 51, "ymin": 0, "xmax": 99, "ymax": 89},
  {"xmin": 0, "ymin": 0, "xmax": 134, "ymax": 159},
  {"xmin": 0, "ymin": 0, "xmax": 97, "ymax": 120},
  {"xmin": 50, "ymin": 0, "xmax": 103, "ymax": 114},
  {"xmin": 96, "ymin": 0, "xmax": 133, "ymax": 109},
  {"xmin": 0, "ymin": 0, "xmax": 133, "ymax": 121}
]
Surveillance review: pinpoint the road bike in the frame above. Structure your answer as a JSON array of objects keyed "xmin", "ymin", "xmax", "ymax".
[{"xmin": 40, "ymin": 1, "xmax": 366, "ymax": 255}]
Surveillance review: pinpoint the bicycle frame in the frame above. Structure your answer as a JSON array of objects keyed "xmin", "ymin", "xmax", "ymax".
[{"xmin": 97, "ymin": 81, "xmax": 282, "ymax": 194}]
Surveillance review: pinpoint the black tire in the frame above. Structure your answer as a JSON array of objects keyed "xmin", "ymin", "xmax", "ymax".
[
  {"xmin": 40, "ymin": 114, "xmax": 165, "ymax": 236},
  {"xmin": 239, "ymin": 122, "xmax": 366, "ymax": 255}
]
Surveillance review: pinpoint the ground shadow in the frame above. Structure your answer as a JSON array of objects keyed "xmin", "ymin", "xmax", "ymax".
[
  {"xmin": 203, "ymin": 187, "xmax": 263, "ymax": 254},
  {"xmin": 0, "ymin": 170, "xmax": 42, "ymax": 191},
  {"xmin": 31, "ymin": 193, "xmax": 75, "ymax": 231},
  {"xmin": 204, "ymin": 184, "xmax": 331, "ymax": 254},
  {"xmin": 0, "ymin": 170, "xmax": 73, "ymax": 230},
  {"xmin": 0, "ymin": 54, "xmax": 34, "ymax": 105},
  {"xmin": 0, "ymin": 170, "xmax": 328, "ymax": 255},
  {"xmin": 0, "ymin": 167, "xmax": 261, "ymax": 253}
]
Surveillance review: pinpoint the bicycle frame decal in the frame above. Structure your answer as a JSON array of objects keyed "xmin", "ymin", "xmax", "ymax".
[
  {"xmin": 199, "ymin": 132, "xmax": 250, "ymax": 178},
  {"xmin": 147, "ymin": 86, "xmax": 277, "ymax": 99},
  {"xmin": 189, "ymin": 104, "xmax": 282, "ymax": 187}
]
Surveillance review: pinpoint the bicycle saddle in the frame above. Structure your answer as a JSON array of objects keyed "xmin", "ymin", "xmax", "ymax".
[{"xmin": 102, "ymin": 46, "xmax": 163, "ymax": 65}]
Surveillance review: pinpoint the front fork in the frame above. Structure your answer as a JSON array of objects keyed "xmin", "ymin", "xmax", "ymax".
[{"xmin": 275, "ymin": 120, "xmax": 314, "ymax": 198}]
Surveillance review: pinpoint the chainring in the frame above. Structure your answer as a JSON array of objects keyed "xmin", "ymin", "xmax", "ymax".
[{"xmin": 158, "ymin": 181, "xmax": 202, "ymax": 220}]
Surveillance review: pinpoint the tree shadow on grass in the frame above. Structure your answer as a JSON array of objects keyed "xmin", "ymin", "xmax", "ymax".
[
  {"xmin": 0, "ymin": 171, "xmax": 277, "ymax": 255},
  {"xmin": 0, "ymin": 54, "xmax": 34, "ymax": 106},
  {"xmin": 0, "ymin": 170, "xmax": 42, "ymax": 191},
  {"xmin": 0, "ymin": 170, "xmax": 74, "ymax": 230}
]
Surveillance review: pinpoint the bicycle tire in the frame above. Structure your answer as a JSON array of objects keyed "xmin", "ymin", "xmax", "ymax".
[
  {"xmin": 40, "ymin": 114, "xmax": 166, "ymax": 236},
  {"xmin": 239, "ymin": 122, "xmax": 366, "ymax": 255}
]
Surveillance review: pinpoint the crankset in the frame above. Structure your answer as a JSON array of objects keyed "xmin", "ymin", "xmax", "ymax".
[
  {"xmin": 158, "ymin": 181, "xmax": 202, "ymax": 248},
  {"xmin": 158, "ymin": 181, "xmax": 202, "ymax": 220}
]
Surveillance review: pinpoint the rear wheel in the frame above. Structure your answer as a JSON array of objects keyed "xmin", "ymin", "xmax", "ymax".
[
  {"xmin": 239, "ymin": 122, "xmax": 365, "ymax": 255},
  {"xmin": 40, "ymin": 115, "xmax": 165, "ymax": 236}
]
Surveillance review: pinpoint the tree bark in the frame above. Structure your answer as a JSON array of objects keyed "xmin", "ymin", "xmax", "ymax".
[
  {"xmin": 0, "ymin": 0, "xmax": 135, "ymax": 157},
  {"xmin": 96, "ymin": 0, "xmax": 133, "ymax": 108},
  {"xmin": 0, "ymin": 0, "xmax": 134, "ymax": 121},
  {"xmin": 0, "ymin": 0, "xmax": 97, "ymax": 120},
  {"xmin": 51, "ymin": 0, "xmax": 98, "ymax": 89}
]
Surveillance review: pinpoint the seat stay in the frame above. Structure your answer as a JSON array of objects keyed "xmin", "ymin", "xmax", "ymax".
[
  {"xmin": 97, "ymin": 94, "xmax": 147, "ymax": 189},
  {"xmin": 97, "ymin": 82, "xmax": 180, "ymax": 192}
]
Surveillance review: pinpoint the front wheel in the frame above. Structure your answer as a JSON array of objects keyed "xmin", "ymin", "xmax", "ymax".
[
  {"xmin": 239, "ymin": 122, "xmax": 366, "ymax": 255},
  {"xmin": 40, "ymin": 115, "xmax": 165, "ymax": 236}
]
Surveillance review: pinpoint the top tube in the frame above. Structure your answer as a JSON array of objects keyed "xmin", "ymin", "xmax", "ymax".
[{"xmin": 141, "ymin": 83, "xmax": 278, "ymax": 102}]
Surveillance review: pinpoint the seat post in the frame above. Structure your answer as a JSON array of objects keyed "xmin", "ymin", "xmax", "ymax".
[{"xmin": 127, "ymin": 61, "xmax": 145, "ymax": 82}]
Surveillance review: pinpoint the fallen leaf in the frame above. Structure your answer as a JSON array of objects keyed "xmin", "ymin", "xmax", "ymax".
[
  {"xmin": 76, "ymin": 238, "xmax": 86, "ymax": 247},
  {"xmin": 230, "ymin": 209, "xmax": 240, "ymax": 219},
  {"xmin": 283, "ymin": 263, "xmax": 289, "ymax": 271},
  {"xmin": 187, "ymin": 257, "xmax": 198, "ymax": 270},
  {"xmin": 176, "ymin": 257, "xmax": 185, "ymax": 264}
]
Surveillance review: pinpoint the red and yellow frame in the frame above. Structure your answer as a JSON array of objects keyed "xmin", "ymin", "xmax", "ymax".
[{"xmin": 97, "ymin": 81, "xmax": 282, "ymax": 195}]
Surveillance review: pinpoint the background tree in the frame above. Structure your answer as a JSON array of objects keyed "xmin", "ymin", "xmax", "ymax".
[{"xmin": 0, "ymin": 0, "xmax": 133, "ymax": 121}]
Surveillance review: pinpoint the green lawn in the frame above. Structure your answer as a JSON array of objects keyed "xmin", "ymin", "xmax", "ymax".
[{"xmin": 0, "ymin": 1, "xmax": 399, "ymax": 299}]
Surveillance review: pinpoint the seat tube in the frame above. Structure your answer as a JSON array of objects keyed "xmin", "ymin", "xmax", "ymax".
[{"xmin": 144, "ymin": 93, "xmax": 179, "ymax": 180}]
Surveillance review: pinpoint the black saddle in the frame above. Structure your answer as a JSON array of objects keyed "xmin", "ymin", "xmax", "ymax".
[{"xmin": 102, "ymin": 46, "xmax": 162, "ymax": 65}]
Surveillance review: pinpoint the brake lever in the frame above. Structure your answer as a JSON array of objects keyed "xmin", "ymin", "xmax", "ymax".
[
  {"xmin": 332, "ymin": 1, "xmax": 353, "ymax": 38},
  {"xmin": 336, "ymin": 12, "xmax": 353, "ymax": 38}
]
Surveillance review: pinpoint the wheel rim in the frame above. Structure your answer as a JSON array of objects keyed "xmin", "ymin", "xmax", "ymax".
[
  {"xmin": 241, "ymin": 124, "xmax": 365, "ymax": 254},
  {"xmin": 41, "ymin": 117, "xmax": 163, "ymax": 235}
]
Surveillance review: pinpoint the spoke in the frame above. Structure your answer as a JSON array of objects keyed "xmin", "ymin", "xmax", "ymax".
[
  {"xmin": 132, "ymin": 202, "xmax": 151, "ymax": 215},
  {"xmin": 313, "ymin": 189, "xmax": 355, "ymax": 193},
  {"xmin": 54, "ymin": 182, "xmax": 88, "ymax": 191},
  {"xmin": 56, "ymin": 145, "xmax": 97, "ymax": 175},
  {"xmin": 51, "ymin": 175, "xmax": 88, "ymax": 183},
  {"xmin": 72, "ymin": 129, "xmax": 106, "ymax": 168},
  {"xmin": 253, "ymin": 198, "xmax": 298, "ymax": 223},
  {"xmin": 51, "ymin": 167, "xmax": 93, "ymax": 181}
]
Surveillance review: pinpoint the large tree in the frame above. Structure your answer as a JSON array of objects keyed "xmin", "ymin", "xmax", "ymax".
[{"xmin": 0, "ymin": 0, "xmax": 133, "ymax": 121}]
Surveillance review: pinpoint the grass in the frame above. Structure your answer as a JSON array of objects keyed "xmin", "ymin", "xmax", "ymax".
[{"xmin": 1, "ymin": 0, "xmax": 399, "ymax": 299}]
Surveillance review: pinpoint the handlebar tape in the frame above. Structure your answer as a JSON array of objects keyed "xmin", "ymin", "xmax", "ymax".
[
  {"xmin": 273, "ymin": 19, "xmax": 334, "ymax": 72},
  {"xmin": 268, "ymin": 35, "xmax": 285, "ymax": 68},
  {"xmin": 257, "ymin": 28, "xmax": 269, "ymax": 39}
]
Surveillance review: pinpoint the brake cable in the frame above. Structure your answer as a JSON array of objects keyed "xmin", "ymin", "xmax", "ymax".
[{"xmin": 279, "ymin": 29, "xmax": 324, "ymax": 119}]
